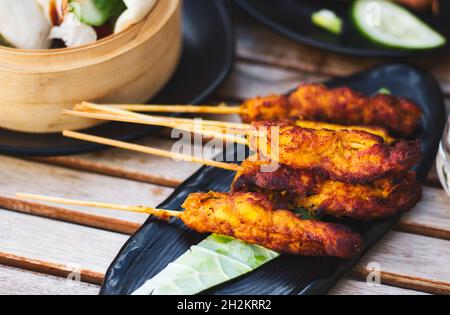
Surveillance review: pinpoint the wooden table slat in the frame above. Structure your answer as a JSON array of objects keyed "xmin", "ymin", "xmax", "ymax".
[
  {"xmin": 354, "ymin": 232, "xmax": 450, "ymax": 294},
  {"xmin": 0, "ymin": 155, "xmax": 172, "ymax": 226},
  {"xmin": 37, "ymin": 136, "xmax": 209, "ymax": 188},
  {"xmin": 0, "ymin": 209, "xmax": 128, "ymax": 281},
  {"xmin": 329, "ymin": 279, "xmax": 429, "ymax": 295},
  {"xmin": 1, "ymin": 207, "xmax": 449, "ymax": 294},
  {"xmin": 0, "ymin": 261, "xmax": 422, "ymax": 296},
  {"xmin": 396, "ymin": 187, "xmax": 450, "ymax": 240},
  {"xmin": 0, "ymin": 265, "xmax": 99, "ymax": 295}
]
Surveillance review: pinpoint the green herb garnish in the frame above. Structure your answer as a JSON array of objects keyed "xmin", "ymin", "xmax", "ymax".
[
  {"xmin": 378, "ymin": 87, "xmax": 391, "ymax": 95},
  {"xmin": 293, "ymin": 208, "xmax": 321, "ymax": 220}
]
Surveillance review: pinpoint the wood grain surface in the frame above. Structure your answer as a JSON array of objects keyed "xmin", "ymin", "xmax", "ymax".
[
  {"xmin": 0, "ymin": 265, "xmax": 99, "ymax": 295},
  {"xmin": 0, "ymin": 156, "xmax": 171, "ymax": 225}
]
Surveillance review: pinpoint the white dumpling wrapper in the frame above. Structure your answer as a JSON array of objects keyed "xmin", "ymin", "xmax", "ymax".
[
  {"xmin": 0, "ymin": 0, "xmax": 51, "ymax": 49},
  {"xmin": 50, "ymin": 12, "xmax": 97, "ymax": 48},
  {"xmin": 114, "ymin": 0, "xmax": 158, "ymax": 34},
  {"xmin": 36, "ymin": 0, "xmax": 65, "ymax": 25}
]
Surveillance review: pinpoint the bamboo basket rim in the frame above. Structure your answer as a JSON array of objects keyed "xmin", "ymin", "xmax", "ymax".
[
  {"xmin": 0, "ymin": 18, "xmax": 141, "ymax": 56},
  {"xmin": 0, "ymin": 0, "xmax": 180, "ymax": 72}
]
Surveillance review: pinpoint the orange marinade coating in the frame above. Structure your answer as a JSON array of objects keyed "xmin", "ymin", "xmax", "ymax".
[
  {"xmin": 231, "ymin": 159, "xmax": 422, "ymax": 221},
  {"xmin": 294, "ymin": 172, "xmax": 422, "ymax": 221},
  {"xmin": 240, "ymin": 84, "xmax": 421, "ymax": 137},
  {"xmin": 249, "ymin": 121, "xmax": 421, "ymax": 184},
  {"xmin": 181, "ymin": 191, "xmax": 363, "ymax": 259},
  {"xmin": 231, "ymin": 158, "xmax": 321, "ymax": 196}
]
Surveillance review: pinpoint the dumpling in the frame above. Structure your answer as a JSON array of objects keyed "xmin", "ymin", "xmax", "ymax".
[
  {"xmin": 38, "ymin": 0, "xmax": 97, "ymax": 48},
  {"xmin": 37, "ymin": 0, "xmax": 98, "ymax": 48},
  {"xmin": 0, "ymin": 0, "xmax": 51, "ymax": 49},
  {"xmin": 50, "ymin": 12, "xmax": 98, "ymax": 48},
  {"xmin": 114, "ymin": 0, "xmax": 158, "ymax": 34},
  {"xmin": 36, "ymin": 0, "xmax": 66, "ymax": 26}
]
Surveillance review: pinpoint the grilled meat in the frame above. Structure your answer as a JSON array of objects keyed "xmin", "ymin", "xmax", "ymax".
[
  {"xmin": 248, "ymin": 121, "xmax": 421, "ymax": 183},
  {"xmin": 240, "ymin": 84, "xmax": 421, "ymax": 137},
  {"xmin": 232, "ymin": 159, "xmax": 422, "ymax": 220},
  {"xmin": 181, "ymin": 191, "xmax": 363, "ymax": 258}
]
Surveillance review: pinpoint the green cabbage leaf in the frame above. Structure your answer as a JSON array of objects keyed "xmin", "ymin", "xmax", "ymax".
[{"xmin": 132, "ymin": 234, "xmax": 279, "ymax": 295}]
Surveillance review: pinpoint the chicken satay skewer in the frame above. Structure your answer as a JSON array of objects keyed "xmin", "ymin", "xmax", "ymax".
[
  {"xmin": 67, "ymin": 104, "xmax": 395, "ymax": 143},
  {"xmin": 64, "ymin": 116, "xmax": 420, "ymax": 184},
  {"xmin": 68, "ymin": 101, "xmax": 421, "ymax": 184},
  {"xmin": 76, "ymin": 82, "xmax": 422, "ymax": 138},
  {"xmin": 16, "ymin": 192, "xmax": 363, "ymax": 258},
  {"xmin": 79, "ymin": 101, "xmax": 392, "ymax": 137},
  {"xmin": 63, "ymin": 130, "xmax": 422, "ymax": 221}
]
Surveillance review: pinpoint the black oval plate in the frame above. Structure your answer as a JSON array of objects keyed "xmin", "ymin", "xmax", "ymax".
[
  {"xmin": 234, "ymin": 0, "xmax": 450, "ymax": 58},
  {"xmin": 0, "ymin": 0, "xmax": 234, "ymax": 157},
  {"xmin": 100, "ymin": 64, "xmax": 445, "ymax": 295}
]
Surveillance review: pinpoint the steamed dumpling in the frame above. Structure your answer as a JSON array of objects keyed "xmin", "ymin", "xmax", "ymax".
[
  {"xmin": 36, "ymin": 0, "xmax": 66, "ymax": 25},
  {"xmin": 50, "ymin": 12, "xmax": 97, "ymax": 48},
  {"xmin": 38, "ymin": 0, "xmax": 97, "ymax": 48},
  {"xmin": 114, "ymin": 0, "xmax": 158, "ymax": 34},
  {"xmin": 0, "ymin": 0, "xmax": 51, "ymax": 49}
]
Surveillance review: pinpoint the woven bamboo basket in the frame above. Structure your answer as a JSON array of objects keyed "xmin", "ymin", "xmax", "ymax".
[{"xmin": 0, "ymin": 0, "xmax": 182, "ymax": 133}]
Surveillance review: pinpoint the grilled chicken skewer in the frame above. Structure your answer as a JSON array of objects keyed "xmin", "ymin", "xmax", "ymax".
[
  {"xmin": 66, "ymin": 103, "xmax": 395, "ymax": 143},
  {"xmin": 233, "ymin": 159, "xmax": 422, "ymax": 220},
  {"xmin": 17, "ymin": 192, "xmax": 364, "ymax": 259},
  {"xmin": 65, "ymin": 105, "xmax": 420, "ymax": 183},
  {"xmin": 79, "ymin": 83, "xmax": 422, "ymax": 137},
  {"xmin": 63, "ymin": 131, "xmax": 421, "ymax": 220},
  {"xmin": 250, "ymin": 120, "xmax": 421, "ymax": 183}
]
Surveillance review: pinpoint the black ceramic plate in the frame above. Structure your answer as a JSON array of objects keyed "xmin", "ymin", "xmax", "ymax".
[
  {"xmin": 100, "ymin": 64, "xmax": 445, "ymax": 295},
  {"xmin": 234, "ymin": 0, "xmax": 450, "ymax": 58},
  {"xmin": 0, "ymin": 0, "xmax": 234, "ymax": 157}
]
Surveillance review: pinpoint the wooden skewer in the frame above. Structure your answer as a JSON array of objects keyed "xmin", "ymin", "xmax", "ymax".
[
  {"xmin": 71, "ymin": 105, "xmax": 395, "ymax": 145},
  {"xmin": 63, "ymin": 130, "xmax": 244, "ymax": 172},
  {"xmin": 64, "ymin": 109, "xmax": 180, "ymax": 127},
  {"xmin": 65, "ymin": 109, "xmax": 250, "ymax": 135},
  {"xmin": 79, "ymin": 102, "xmax": 246, "ymax": 115},
  {"xmin": 63, "ymin": 110, "xmax": 249, "ymax": 146},
  {"xmin": 16, "ymin": 193, "xmax": 182, "ymax": 219},
  {"xmin": 78, "ymin": 102, "xmax": 250, "ymax": 130},
  {"xmin": 75, "ymin": 102, "xmax": 396, "ymax": 143}
]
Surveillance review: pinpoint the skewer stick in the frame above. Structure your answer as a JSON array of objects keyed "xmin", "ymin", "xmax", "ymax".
[
  {"xmin": 65, "ymin": 110, "xmax": 245, "ymax": 135},
  {"xmin": 78, "ymin": 102, "xmax": 250, "ymax": 130},
  {"xmin": 16, "ymin": 193, "xmax": 182, "ymax": 219},
  {"xmin": 63, "ymin": 130, "xmax": 243, "ymax": 172},
  {"xmin": 93, "ymin": 104, "xmax": 245, "ymax": 115},
  {"xmin": 63, "ymin": 110, "xmax": 249, "ymax": 146},
  {"xmin": 65, "ymin": 109, "xmax": 250, "ymax": 135}
]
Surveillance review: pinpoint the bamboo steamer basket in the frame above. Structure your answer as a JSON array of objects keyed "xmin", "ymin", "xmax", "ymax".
[{"xmin": 0, "ymin": 0, "xmax": 182, "ymax": 133}]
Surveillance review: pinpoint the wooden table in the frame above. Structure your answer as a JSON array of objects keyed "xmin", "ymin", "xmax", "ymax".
[{"xmin": 1, "ymin": 10, "xmax": 450, "ymax": 296}]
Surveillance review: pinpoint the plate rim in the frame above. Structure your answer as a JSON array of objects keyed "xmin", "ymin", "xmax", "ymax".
[{"xmin": 233, "ymin": 0, "xmax": 448, "ymax": 58}]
